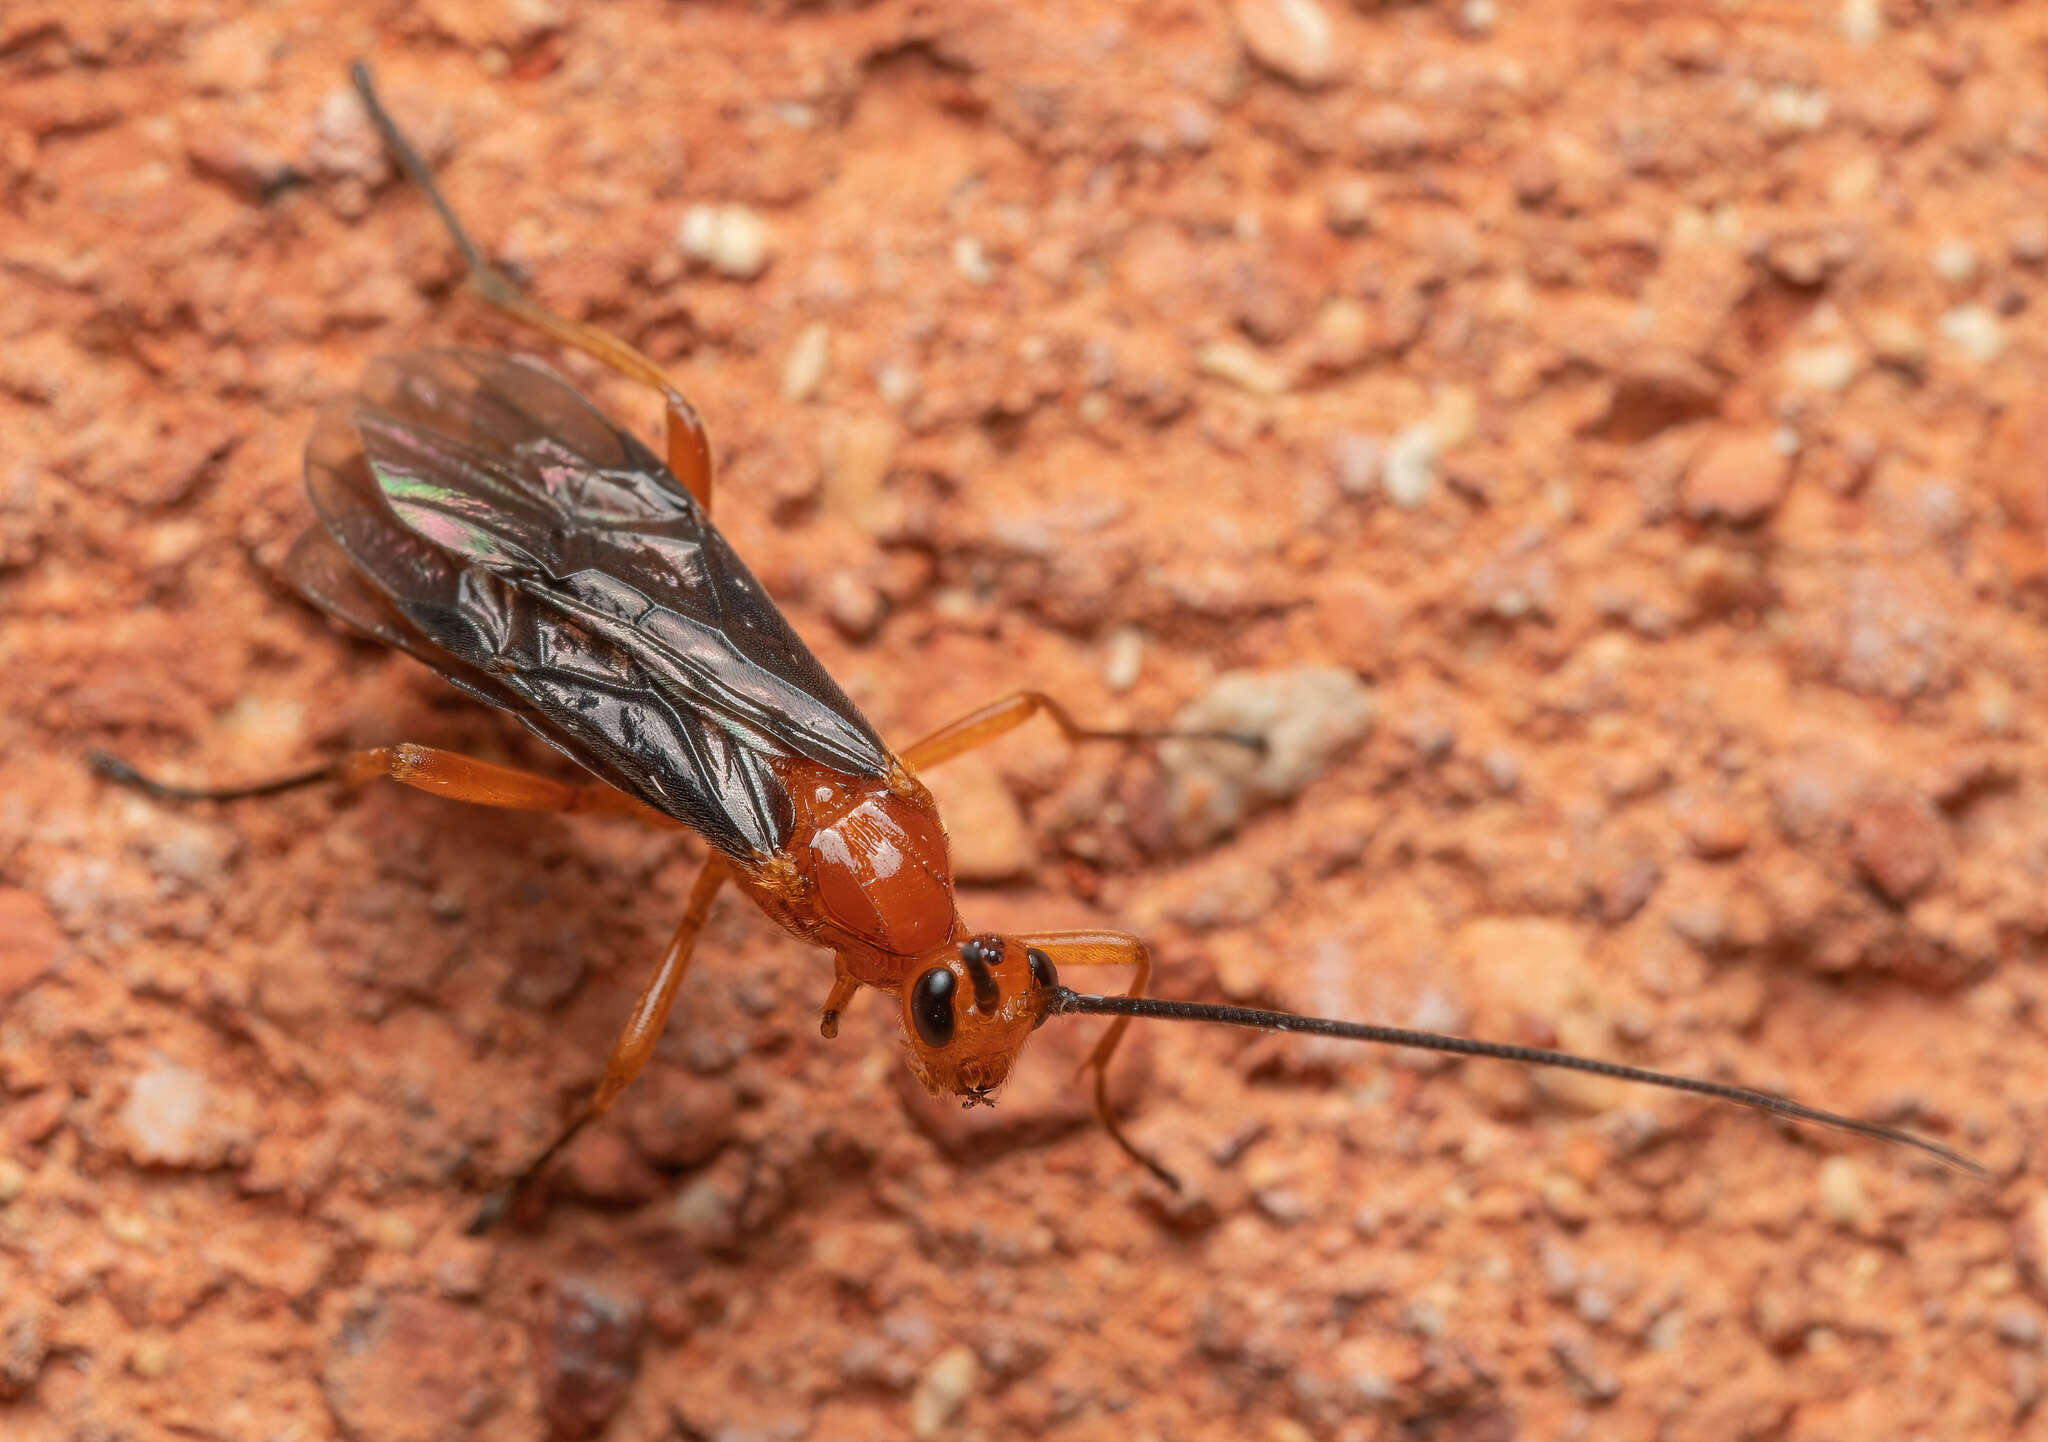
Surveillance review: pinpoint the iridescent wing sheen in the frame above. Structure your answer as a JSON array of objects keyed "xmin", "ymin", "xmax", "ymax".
[{"xmin": 298, "ymin": 349, "xmax": 895, "ymax": 860}]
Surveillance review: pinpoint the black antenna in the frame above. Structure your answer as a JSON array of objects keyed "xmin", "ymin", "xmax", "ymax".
[{"xmin": 1046, "ymin": 989, "xmax": 1987, "ymax": 1179}]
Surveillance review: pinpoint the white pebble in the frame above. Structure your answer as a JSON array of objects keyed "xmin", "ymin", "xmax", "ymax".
[
  {"xmin": 1103, "ymin": 628, "xmax": 1144, "ymax": 692},
  {"xmin": 910, "ymin": 1345, "xmax": 978, "ymax": 1440},
  {"xmin": 1195, "ymin": 340, "xmax": 1291, "ymax": 396},
  {"xmin": 1381, "ymin": 422, "xmax": 1438, "ymax": 509},
  {"xmin": 1782, "ymin": 341, "xmax": 1860, "ymax": 393},
  {"xmin": 1459, "ymin": 0, "xmax": 1497, "ymax": 36},
  {"xmin": 1930, "ymin": 239, "xmax": 1980, "ymax": 285},
  {"xmin": 1330, "ymin": 432, "xmax": 1383, "ymax": 497},
  {"xmin": 1840, "ymin": 0, "xmax": 1883, "ymax": 46},
  {"xmin": 1938, "ymin": 304, "xmax": 2005, "ymax": 364},
  {"xmin": 678, "ymin": 203, "xmax": 771, "ymax": 280},
  {"xmin": 780, "ymin": 322, "xmax": 831, "ymax": 403},
  {"xmin": 952, "ymin": 235, "xmax": 992, "ymax": 286},
  {"xmin": 1818, "ymin": 1156, "xmax": 1867, "ymax": 1226}
]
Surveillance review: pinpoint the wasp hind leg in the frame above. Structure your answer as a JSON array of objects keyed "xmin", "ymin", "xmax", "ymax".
[{"xmin": 349, "ymin": 63, "xmax": 714, "ymax": 511}]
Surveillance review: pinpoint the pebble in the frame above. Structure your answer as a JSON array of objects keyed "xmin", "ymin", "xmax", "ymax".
[
  {"xmin": 1540, "ymin": 1172, "xmax": 1594, "ymax": 1227},
  {"xmin": 1323, "ymin": 176, "xmax": 1373, "ymax": 235},
  {"xmin": 1459, "ymin": 0, "xmax": 1498, "ymax": 37},
  {"xmin": 540, "ymin": 1279, "xmax": 644, "ymax": 1442},
  {"xmin": 1782, "ymin": 341, "xmax": 1860, "ymax": 393},
  {"xmin": 1996, "ymin": 1306, "xmax": 2043, "ymax": 1346},
  {"xmin": 1929, "ymin": 239, "xmax": 1980, "ymax": 285},
  {"xmin": 0, "ymin": 1158, "xmax": 25, "ymax": 1205},
  {"xmin": 1684, "ymin": 801, "xmax": 1751, "ymax": 859},
  {"xmin": 1381, "ymin": 422, "xmax": 1437, "ymax": 509},
  {"xmin": 818, "ymin": 412, "xmax": 899, "ymax": 533},
  {"xmin": 1162, "ymin": 668, "xmax": 1377, "ymax": 847},
  {"xmin": 2011, "ymin": 220, "xmax": 2048, "ymax": 266},
  {"xmin": 1840, "ymin": 0, "xmax": 1883, "ymax": 45},
  {"xmin": 118, "ymin": 1057, "xmax": 219, "ymax": 1169},
  {"xmin": 1232, "ymin": 0, "xmax": 1337, "ymax": 88},
  {"xmin": 1103, "ymin": 627, "xmax": 1144, "ymax": 692},
  {"xmin": 1938, "ymin": 305, "xmax": 2005, "ymax": 364},
  {"xmin": 1330, "ymin": 432, "xmax": 1383, "ymax": 498},
  {"xmin": 1195, "ymin": 340, "xmax": 1291, "ymax": 396},
  {"xmin": 128, "ymin": 1337, "xmax": 175, "ymax": 1379},
  {"xmin": 910, "ymin": 1345, "xmax": 978, "ymax": 1439},
  {"xmin": 1850, "ymin": 795, "xmax": 1945, "ymax": 904},
  {"xmin": 678, "ymin": 203, "xmax": 771, "ymax": 280},
  {"xmin": 186, "ymin": 19, "xmax": 275, "ymax": 93},
  {"xmin": 1683, "ymin": 430, "xmax": 1790, "ymax": 525},
  {"xmin": 780, "ymin": 322, "xmax": 831, "ymax": 403},
  {"xmin": 951, "ymin": 235, "xmax": 992, "ymax": 286},
  {"xmin": 1817, "ymin": 1156, "xmax": 1868, "ymax": 1226},
  {"xmin": 1863, "ymin": 309, "xmax": 1927, "ymax": 372}
]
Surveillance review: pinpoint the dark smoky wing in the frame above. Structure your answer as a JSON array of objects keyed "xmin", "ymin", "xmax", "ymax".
[
  {"xmin": 303, "ymin": 350, "xmax": 893, "ymax": 858},
  {"xmin": 284, "ymin": 523, "xmax": 522, "ymax": 712}
]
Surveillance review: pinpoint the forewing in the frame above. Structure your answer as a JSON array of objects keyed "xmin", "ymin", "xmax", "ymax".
[{"xmin": 306, "ymin": 351, "xmax": 894, "ymax": 858}]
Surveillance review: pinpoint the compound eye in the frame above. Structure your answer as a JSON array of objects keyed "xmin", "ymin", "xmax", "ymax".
[
  {"xmin": 910, "ymin": 967, "xmax": 957, "ymax": 1049},
  {"xmin": 1026, "ymin": 947, "xmax": 1058, "ymax": 991}
]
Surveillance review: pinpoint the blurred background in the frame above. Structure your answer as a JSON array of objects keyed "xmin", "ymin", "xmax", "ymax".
[{"xmin": 4, "ymin": 1, "xmax": 2046, "ymax": 1438}]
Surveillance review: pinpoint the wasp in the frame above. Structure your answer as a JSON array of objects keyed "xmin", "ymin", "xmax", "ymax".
[{"xmin": 93, "ymin": 65, "xmax": 1979, "ymax": 1228}]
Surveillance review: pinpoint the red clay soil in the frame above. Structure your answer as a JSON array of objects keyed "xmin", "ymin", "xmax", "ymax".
[{"xmin": 6, "ymin": 2, "xmax": 2048, "ymax": 1439}]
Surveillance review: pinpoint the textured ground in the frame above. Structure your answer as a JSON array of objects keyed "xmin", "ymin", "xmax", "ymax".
[{"xmin": 7, "ymin": 1, "xmax": 2048, "ymax": 1438}]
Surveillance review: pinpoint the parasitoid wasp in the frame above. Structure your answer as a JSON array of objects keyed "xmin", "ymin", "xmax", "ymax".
[{"xmin": 92, "ymin": 65, "xmax": 1983, "ymax": 1229}]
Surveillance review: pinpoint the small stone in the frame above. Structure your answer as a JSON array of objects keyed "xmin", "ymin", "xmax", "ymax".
[
  {"xmin": 1323, "ymin": 176, "xmax": 1373, "ymax": 235},
  {"xmin": 558, "ymin": 1128, "xmax": 663, "ymax": 1206},
  {"xmin": 1863, "ymin": 310, "xmax": 1928, "ymax": 372},
  {"xmin": 1381, "ymin": 422, "xmax": 1437, "ymax": 509},
  {"xmin": 1232, "ymin": 0, "xmax": 1337, "ymax": 89},
  {"xmin": 1930, "ymin": 239, "xmax": 1980, "ymax": 285},
  {"xmin": 541, "ymin": 1279, "xmax": 643, "ymax": 1441},
  {"xmin": 1782, "ymin": 341, "xmax": 1860, "ymax": 393},
  {"xmin": 1685, "ymin": 801, "xmax": 1750, "ymax": 859},
  {"xmin": 1103, "ymin": 627, "xmax": 1144, "ymax": 692},
  {"xmin": 1162, "ymin": 668, "xmax": 1377, "ymax": 847},
  {"xmin": 1817, "ymin": 1156, "xmax": 1867, "ymax": 1226},
  {"xmin": 1996, "ymin": 1306, "xmax": 2043, "ymax": 1346},
  {"xmin": 1540, "ymin": 1173, "xmax": 1594, "ymax": 1228},
  {"xmin": 1840, "ymin": 0, "xmax": 1883, "ymax": 46},
  {"xmin": 2011, "ymin": 221, "xmax": 2048, "ymax": 266},
  {"xmin": 911, "ymin": 1344, "xmax": 979, "ymax": 1439},
  {"xmin": 1459, "ymin": 0, "xmax": 1497, "ymax": 36},
  {"xmin": 1310, "ymin": 297, "xmax": 1372, "ymax": 371},
  {"xmin": 1195, "ymin": 340, "xmax": 1291, "ymax": 396},
  {"xmin": 128, "ymin": 1337, "xmax": 174, "ymax": 1379},
  {"xmin": 0, "ymin": 1158, "xmax": 25, "ymax": 1204},
  {"xmin": 364, "ymin": 1212, "xmax": 418, "ymax": 1253},
  {"xmin": 1938, "ymin": 305, "xmax": 2005, "ymax": 364},
  {"xmin": 118, "ymin": 1057, "xmax": 220, "ymax": 1169},
  {"xmin": 951, "ymin": 235, "xmax": 992, "ymax": 285},
  {"xmin": 781, "ymin": 322, "xmax": 831, "ymax": 403},
  {"xmin": 1331, "ymin": 432, "xmax": 1383, "ymax": 498},
  {"xmin": 827, "ymin": 571, "xmax": 887, "ymax": 642},
  {"xmin": 1851, "ymin": 794, "xmax": 1945, "ymax": 904},
  {"xmin": 677, "ymin": 203, "xmax": 771, "ymax": 280},
  {"xmin": 922, "ymin": 755, "xmax": 1033, "ymax": 883},
  {"xmin": 1683, "ymin": 430, "xmax": 1791, "ymax": 525}
]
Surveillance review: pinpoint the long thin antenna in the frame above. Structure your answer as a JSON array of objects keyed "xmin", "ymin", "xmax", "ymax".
[
  {"xmin": 88, "ymin": 750, "xmax": 336, "ymax": 803},
  {"xmin": 1046, "ymin": 989, "xmax": 1987, "ymax": 1178}
]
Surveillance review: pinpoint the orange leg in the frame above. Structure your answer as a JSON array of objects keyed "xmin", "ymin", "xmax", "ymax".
[
  {"xmin": 470, "ymin": 855, "xmax": 730, "ymax": 1232},
  {"xmin": 91, "ymin": 744, "xmax": 676, "ymax": 826},
  {"xmin": 1014, "ymin": 930, "xmax": 1173, "ymax": 1188},
  {"xmin": 350, "ymin": 64, "xmax": 714, "ymax": 510},
  {"xmin": 818, "ymin": 961, "xmax": 861, "ymax": 1039},
  {"xmin": 904, "ymin": 691, "xmax": 1211, "ymax": 771}
]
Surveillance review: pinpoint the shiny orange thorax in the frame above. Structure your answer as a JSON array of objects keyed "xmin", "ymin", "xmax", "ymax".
[{"xmin": 729, "ymin": 755, "xmax": 962, "ymax": 988}]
